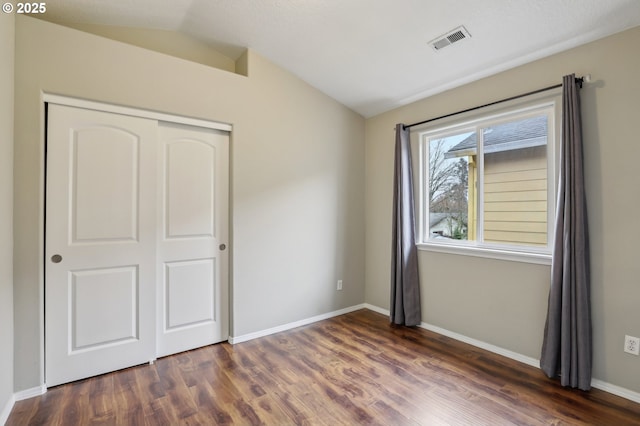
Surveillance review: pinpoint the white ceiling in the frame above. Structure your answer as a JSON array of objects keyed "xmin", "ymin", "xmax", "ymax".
[{"xmin": 40, "ymin": 0, "xmax": 640, "ymax": 117}]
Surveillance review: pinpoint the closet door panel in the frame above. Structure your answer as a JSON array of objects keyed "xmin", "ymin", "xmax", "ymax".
[
  {"xmin": 156, "ymin": 122, "xmax": 229, "ymax": 357},
  {"xmin": 45, "ymin": 104, "xmax": 157, "ymax": 387}
]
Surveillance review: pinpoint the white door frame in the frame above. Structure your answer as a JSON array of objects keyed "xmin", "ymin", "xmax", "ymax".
[
  {"xmin": 42, "ymin": 93, "xmax": 232, "ymax": 388},
  {"xmin": 44, "ymin": 94, "xmax": 233, "ymax": 132}
]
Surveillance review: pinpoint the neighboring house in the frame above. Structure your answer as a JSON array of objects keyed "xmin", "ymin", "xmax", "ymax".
[
  {"xmin": 445, "ymin": 115, "xmax": 548, "ymax": 246},
  {"xmin": 429, "ymin": 212, "xmax": 467, "ymax": 239}
]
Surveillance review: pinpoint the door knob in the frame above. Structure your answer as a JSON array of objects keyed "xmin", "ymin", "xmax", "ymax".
[
  {"xmin": 219, "ymin": 244, "xmax": 226, "ymax": 251},
  {"xmin": 51, "ymin": 254, "xmax": 63, "ymax": 263}
]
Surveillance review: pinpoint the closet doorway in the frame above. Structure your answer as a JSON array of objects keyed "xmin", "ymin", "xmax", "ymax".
[{"xmin": 45, "ymin": 103, "xmax": 229, "ymax": 387}]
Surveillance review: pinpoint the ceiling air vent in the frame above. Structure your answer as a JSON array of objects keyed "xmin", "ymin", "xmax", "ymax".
[{"xmin": 429, "ymin": 26, "xmax": 471, "ymax": 51}]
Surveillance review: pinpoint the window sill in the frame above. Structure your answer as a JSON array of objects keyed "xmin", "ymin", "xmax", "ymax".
[{"xmin": 416, "ymin": 241, "xmax": 552, "ymax": 265}]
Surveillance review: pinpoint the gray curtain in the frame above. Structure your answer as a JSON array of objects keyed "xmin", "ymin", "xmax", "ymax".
[
  {"xmin": 390, "ymin": 124, "xmax": 421, "ymax": 326},
  {"xmin": 540, "ymin": 74, "xmax": 592, "ymax": 390}
]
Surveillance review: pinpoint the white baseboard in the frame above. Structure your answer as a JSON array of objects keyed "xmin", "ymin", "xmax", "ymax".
[
  {"xmin": 363, "ymin": 303, "xmax": 640, "ymax": 404},
  {"xmin": 0, "ymin": 385, "xmax": 47, "ymax": 424},
  {"xmin": 591, "ymin": 379, "xmax": 640, "ymax": 404},
  {"xmin": 228, "ymin": 303, "xmax": 367, "ymax": 344},
  {"xmin": 1, "ymin": 394, "xmax": 15, "ymax": 426},
  {"xmin": 419, "ymin": 321, "xmax": 541, "ymax": 369},
  {"xmin": 14, "ymin": 384, "xmax": 47, "ymax": 401},
  {"xmin": 363, "ymin": 303, "xmax": 390, "ymax": 317}
]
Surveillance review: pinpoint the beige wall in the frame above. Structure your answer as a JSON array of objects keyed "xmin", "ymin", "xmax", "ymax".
[
  {"xmin": 13, "ymin": 16, "xmax": 365, "ymax": 391},
  {"xmin": 366, "ymin": 27, "xmax": 640, "ymax": 393},
  {"xmin": 1, "ymin": 12, "xmax": 15, "ymax": 418},
  {"xmin": 47, "ymin": 22, "xmax": 238, "ymax": 73}
]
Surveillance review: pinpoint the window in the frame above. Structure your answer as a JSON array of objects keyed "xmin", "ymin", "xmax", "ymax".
[{"xmin": 418, "ymin": 103, "xmax": 556, "ymax": 261}]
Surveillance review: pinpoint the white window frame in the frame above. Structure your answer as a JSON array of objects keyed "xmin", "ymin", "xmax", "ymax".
[{"xmin": 416, "ymin": 99, "xmax": 559, "ymax": 265}]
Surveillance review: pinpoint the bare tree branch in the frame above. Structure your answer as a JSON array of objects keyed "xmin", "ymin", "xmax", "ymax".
[{"xmin": 428, "ymin": 139, "xmax": 469, "ymax": 239}]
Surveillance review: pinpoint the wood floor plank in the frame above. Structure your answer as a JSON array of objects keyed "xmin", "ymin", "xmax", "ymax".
[
  {"xmin": 155, "ymin": 356, "xmax": 200, "ymax": 421},
  {"xmin": 7, "ymin": 309, "xmax": 640, "ymax": 425}
]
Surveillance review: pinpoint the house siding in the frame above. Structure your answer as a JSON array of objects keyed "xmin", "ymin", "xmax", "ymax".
[{"xmin": 483, "ymin": 146, "xmax": 547, "ymax": 246}]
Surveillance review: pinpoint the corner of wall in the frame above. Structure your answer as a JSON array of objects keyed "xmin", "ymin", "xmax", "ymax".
[
  {"xmin": 235, "ymin": 49, "xmax": 249, "ymax": 77},
  {"xmin": 0, "ymin": 394, "xmax": 16, "ymax": 426},
  {"xmin": 0, "ymin": 9, "xmax": 15, "ymax": 425}
]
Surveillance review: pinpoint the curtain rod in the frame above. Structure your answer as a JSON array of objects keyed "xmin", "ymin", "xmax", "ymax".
[{"xmin": 403, "ymin": 74, "xmax": 589, "ymax": 130}]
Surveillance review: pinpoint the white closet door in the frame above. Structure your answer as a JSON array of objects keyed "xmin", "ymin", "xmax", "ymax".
[
  {"xmin": 156, "ymin": 122, "xmax": 229, "ymax": 357},
  {"xmin": 45, "ymin": 104, "xmax": 157, "ymax": 387}
]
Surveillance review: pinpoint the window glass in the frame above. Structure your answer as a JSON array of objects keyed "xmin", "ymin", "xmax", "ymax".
[
  {"xmin": 427, "ymin": 131, "xmax": 473, "ymax": 241},
  {"xmin": 420, "ymin": 106, "xmax": 553, "ymax": 254}
]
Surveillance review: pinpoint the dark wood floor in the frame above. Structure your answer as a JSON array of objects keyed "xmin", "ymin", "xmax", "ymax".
[{"xmin": 8, "ymin": 309, "xmax": 640, "ymax": 425}]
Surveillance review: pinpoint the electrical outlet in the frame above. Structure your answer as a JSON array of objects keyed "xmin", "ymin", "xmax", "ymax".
[
  {"xmin": 337, "ymin": 280, "xmax": 343, "ymax": 291},
  {"xmin": 624, "ymin": 335, "xmax": 640, "ymax": 355}
]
